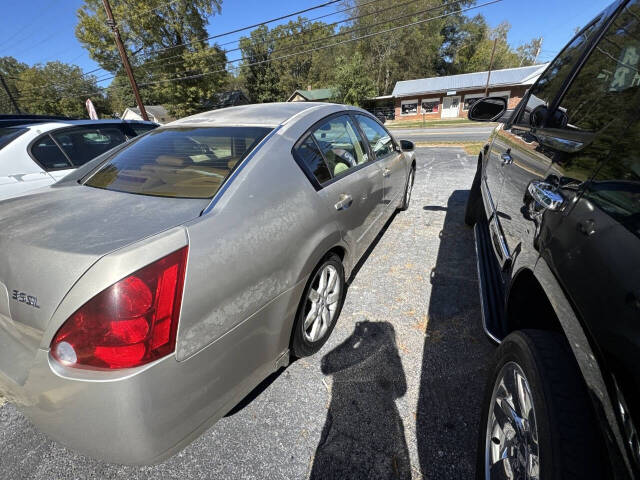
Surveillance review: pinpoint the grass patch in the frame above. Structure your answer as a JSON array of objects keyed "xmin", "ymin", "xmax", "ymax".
[
  {"xmin": 413, "ymin": 141, "xmax": 485, "ymax": 155},
  {"xmin": 386, "ymin": 118, "xmax": 479, "ymax": 128}
]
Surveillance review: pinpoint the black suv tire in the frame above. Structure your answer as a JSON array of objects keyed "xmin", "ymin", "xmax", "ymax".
[{"xmin": 476, "ymin": 330, "xmax": 603, "ymax": 479}]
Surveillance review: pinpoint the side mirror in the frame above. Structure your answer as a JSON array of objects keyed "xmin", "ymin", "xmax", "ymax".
[
  {"xmin": 400, "ymin": 139, "xmax": 414, "ymax": 152},
  {"xmin": 468, "ymin": 97, "xmax": 508, "ymax": 122}
]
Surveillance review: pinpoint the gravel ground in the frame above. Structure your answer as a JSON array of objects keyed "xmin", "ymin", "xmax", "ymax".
[{"xmin": 0, "ymin": 147, "xmax": 495, "ymax": 479}]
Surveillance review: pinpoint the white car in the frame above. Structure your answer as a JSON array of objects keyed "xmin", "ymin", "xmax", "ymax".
[{"xmin": 0, "ymin": 119, "xmax": 156, "ymax": 201}]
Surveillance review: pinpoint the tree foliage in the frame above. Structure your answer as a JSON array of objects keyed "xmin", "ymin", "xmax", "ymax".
[
  {"xmin": 0, "ymin": 58, "xmax": 108, "ymax": 117},
  {"xmin": 2, "ymin": 0, "xmax": 548, "ymax": 116},
  {"xmin": 235, "ymin": 0, "xmax": 542, "ymax": 104},
  {"xmin": 331, "ymin": 52, "xmax": 376, "ymax": 107},
  {"xmin": 76, "ymin": 0, "xmax": 228, "ymax": 117}
]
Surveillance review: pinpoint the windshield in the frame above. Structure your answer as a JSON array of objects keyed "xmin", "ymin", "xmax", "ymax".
[
  {"xmin": 84, "ymin": 126, "xmax": 271, "ymax": 199},
  {"xmin": 0, "ymin": 127, "xmax": 27, "ymax": 151}
]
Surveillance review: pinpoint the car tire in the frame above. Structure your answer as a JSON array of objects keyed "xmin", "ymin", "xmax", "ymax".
[
  {"xmin": 465, "ymin": 163, "xmax": 483, "ymax": 226},
  {"xmin": 476, "ymin": 330, "xmax": 603, "ymax": 480},
  {"xmin": 291, "ymin": 253, "xmax": 346, "ymax": 358},
  {"xmin": 399, "ymin": 167, "xmax": 415, "ymax": 211}
]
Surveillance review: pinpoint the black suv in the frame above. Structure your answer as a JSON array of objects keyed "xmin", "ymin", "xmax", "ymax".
[{"xmin": 464, "ymin": 0, "xmax": 640, "ymax": 478}]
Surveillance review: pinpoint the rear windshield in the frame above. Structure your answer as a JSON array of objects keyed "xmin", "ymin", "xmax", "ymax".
[
  {"xmin": 0, "ymin": 127, "xmax": 27, "ymax": 150},
  {"xmin": 84, "ymin": 126, "xmax": 271, "ymax": 198}
]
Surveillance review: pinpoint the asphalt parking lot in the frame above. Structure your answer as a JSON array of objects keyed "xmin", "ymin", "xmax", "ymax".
[{"xmin": 0, "ymin": 146, "xmax": 496, "ymax": 479}]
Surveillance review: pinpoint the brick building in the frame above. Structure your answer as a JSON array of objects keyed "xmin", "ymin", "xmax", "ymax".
[{"xmin": 390, "ymin": 64, "xmax": 548, "ymax": 121}]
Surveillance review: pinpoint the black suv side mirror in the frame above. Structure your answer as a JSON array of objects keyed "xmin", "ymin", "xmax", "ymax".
[
  {"xmin": 400, "ymin": 139, "xmax": 414, "ymax": 152},
  {"xmin": 468, "ymin": 97, "xmax": 508, "ymax": 122}
]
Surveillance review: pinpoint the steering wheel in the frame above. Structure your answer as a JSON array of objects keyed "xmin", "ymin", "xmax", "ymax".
[{"xmin": 331, "ymin": 148, "xmax": 356, "ymax": 167}]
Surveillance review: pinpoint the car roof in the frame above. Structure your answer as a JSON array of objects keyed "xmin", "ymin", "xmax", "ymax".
[{"xmin": 169, "ymin": 102, "xmax": 356, "ymax": 128}]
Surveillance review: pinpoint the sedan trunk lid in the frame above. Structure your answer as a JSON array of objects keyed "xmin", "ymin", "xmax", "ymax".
[{"xmin": 0, "ymin": 184, "xmax": 208, "ymax": 384}]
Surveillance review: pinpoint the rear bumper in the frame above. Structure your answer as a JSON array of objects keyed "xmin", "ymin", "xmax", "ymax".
[
  {"xmin": 0, "ymin": 292, "xmax": 295, "ymax": 466},
  {"xmin": 0, "ymin": 345, "xmax": 271, "ymax": 465}
]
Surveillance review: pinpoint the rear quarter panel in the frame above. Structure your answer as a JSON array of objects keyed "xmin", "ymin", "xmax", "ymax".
[{"xmin": 177, "ymin": 112, "xmax": 349, "ymax": 361}]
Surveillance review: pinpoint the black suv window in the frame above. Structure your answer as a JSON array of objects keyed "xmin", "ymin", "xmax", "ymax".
[
  {"xmin": 554, "ymin": 0, "xmax": 640, "ymax": 132},
  {"xmin": 31, "ymin": 135, "xmax": 72, "ymax": 170},
  {"xmin": 517, "ymin": 14, "xmax": 607, "ymax": 126},
  {"xmin": 51, "ymin": 126, "xmax": 128, "ymax": 167}
]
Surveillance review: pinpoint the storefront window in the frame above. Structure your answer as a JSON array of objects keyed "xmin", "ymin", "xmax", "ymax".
[
  {"xmin": 401, "ymin": 100, "xmax": 418, "ymax": 115},
  {"xmin": 421, "ymin": 99, "xmax": 439, "ymax": 113}
]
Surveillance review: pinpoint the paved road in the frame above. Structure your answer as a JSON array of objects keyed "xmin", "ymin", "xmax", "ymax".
[
  {"xmin": 390, "ymin": 125, "xmax": 495, "ymax": 143},
  {"xmin": 0, "ymin": 147, "xmax": 495, "ymax": 479}
]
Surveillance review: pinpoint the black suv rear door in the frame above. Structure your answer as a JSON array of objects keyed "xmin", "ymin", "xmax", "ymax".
[{"xmin": 536, "ymin": 1, "xmax": 640, "ymax": 469}]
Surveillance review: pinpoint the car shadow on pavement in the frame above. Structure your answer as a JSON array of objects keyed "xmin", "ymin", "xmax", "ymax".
[
  {"xmin": 416, "ymin": 190, "xmax": 494, "ymax": 478},
  {"xmin": 310, "ymin": 321, "xmax": 411, "ymax": 480}
]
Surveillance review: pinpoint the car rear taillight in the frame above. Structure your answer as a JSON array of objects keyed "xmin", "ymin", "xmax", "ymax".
[{"xmin": 50, "ymin": 247, "xmax": 188, "ymax": 370}]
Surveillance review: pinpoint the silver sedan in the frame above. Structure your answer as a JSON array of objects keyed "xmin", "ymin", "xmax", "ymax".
[{"xmin": 0, "ymin": 102, "xmax": 415, "ymax": 464}]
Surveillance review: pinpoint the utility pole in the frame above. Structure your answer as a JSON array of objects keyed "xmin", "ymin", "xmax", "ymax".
[
  {"xmin": 484, "ymin": 38, "xmax": 498, "ymax": 96},
  {"xmin": 0, "ymin": 74, "xmax": 21, "ymax": 114},
  {"xmin": 102, "ymin": 0, "xmax": 148, "ymax": 121}
]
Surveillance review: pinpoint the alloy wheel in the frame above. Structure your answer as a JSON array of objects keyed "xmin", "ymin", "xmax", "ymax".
[
  {"xmin": 485, "ymin": 361, "xmax": 540, "ymax": 480},
  {"xmin": 303, "ymin": 264, "xmax": 341, "ymax": 343}
]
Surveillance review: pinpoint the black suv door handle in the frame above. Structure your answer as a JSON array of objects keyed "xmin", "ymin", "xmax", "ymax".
[{"xmin": 528, "ymin": 181, "xmax": 564, "ymax": 211}]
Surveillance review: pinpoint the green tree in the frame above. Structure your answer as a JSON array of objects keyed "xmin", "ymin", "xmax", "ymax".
[
  {"xmin": 14, "ymin": 61, "xmax": 108, "ymax": 117},
  {"xmin": 332, "ymin": 52, "xmax": 375, "ymax": 106},
  {"xmin": 76, "ymin": 0, "xmax": 229, "ymax": 117},
  {"xmin": 238, "ymin": 18, "xmax": 337, "ymax": 102},
  {"xmin": 0, "ymin": 56, "xmax": 27, "ymax": 114},
  {"xmin": 516, "ymin": 37, "xmax": 543, "ymax": 66}
]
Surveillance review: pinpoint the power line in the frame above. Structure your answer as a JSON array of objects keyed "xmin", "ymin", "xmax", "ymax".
[
  {"xmin": 136, "ymin": 0, "xmax": 445, "ymax": 72},
  {"xmin": 45, "ymin": 0, "xmax": 456, "ymax": 87},
  {"xmin": 130, "ymin": 0, "xmax": 342, "ymax": 60},
  {"xmin": 139, "ymin": 0, "xmax": 502, "ymax": 88},
  {"xmin": 12, "ymin": 0, "xmax": 502, "ymax": 101}
]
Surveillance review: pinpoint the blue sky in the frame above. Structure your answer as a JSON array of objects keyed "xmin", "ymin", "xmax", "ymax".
[{"xmin": 0, "ymin": 0, "xmax": 611, "ymax": 87}]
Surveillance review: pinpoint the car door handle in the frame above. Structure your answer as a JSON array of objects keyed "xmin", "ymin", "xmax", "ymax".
[
  {"xmin": 334, "ymin": 194, "xmax": 353, "ymax": 211},
  {"xmin": 382, "ymin": 168, "xmax": 391, "ymax": 177},
  {"xmin": 527, "ymin": 181, "xmax": 564, "ymax": 211}
]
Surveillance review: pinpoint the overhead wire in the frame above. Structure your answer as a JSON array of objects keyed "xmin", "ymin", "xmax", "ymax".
[
  {"xmin": 135, "ymin": 0, "xmax": 449, "ymax": 71},
  {"xmin": 13, "ymin": 0, "xmax": 500, "ymax": 101}
]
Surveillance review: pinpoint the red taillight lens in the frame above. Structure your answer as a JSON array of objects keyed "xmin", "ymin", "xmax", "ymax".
[{"xmin": 50, "ymin": 247, "xmax": 188, "ymax": 370}]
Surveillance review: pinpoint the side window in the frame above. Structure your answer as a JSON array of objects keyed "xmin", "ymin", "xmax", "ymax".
[
  {"xmin": 354, "ymin": 115, "xmax": 395, "ymax": 159},
  {"xmin": 295, "ymin": 136, "xmax": 332, "ymax": 184},
  {"xmin": 311, "ymin": 116, "xmax": 368, "ymax": 178},
  {"xmin": 540, "ymin": 1, "xmax": 640, "ymax": 186},
  {"xmin": 517, "ymin": 14, "xmax": 606, "ymax": 126},
  {"xmin": 31, "ymin": 135, "xmax": 72, "ymax": 171},
  {"xmin": 554, "ymin": 0, "xmax": 640, "ymax": 132},
  {"xmin": 51, "ymin": 127, "xmax": 128, "ymax": 167}
]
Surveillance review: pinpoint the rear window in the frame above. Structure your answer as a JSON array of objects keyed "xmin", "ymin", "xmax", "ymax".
[
  {"xmin": 0, "ymin": 127, "xmax": 27, "ymax": 150},
  {"xmin": 84, "ymin": 126, "xmax": 271, "ymax": 198}
]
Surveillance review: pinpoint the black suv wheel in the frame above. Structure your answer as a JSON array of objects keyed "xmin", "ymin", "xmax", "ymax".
[{"xmin": 477, "ymin": 330, "xmax": 603, "ymax": 479}]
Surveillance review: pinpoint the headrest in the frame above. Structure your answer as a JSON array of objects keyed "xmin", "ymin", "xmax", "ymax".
[{"xmin": 156, "ymin": 155, "xmax": 190, "ymax": 167}]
